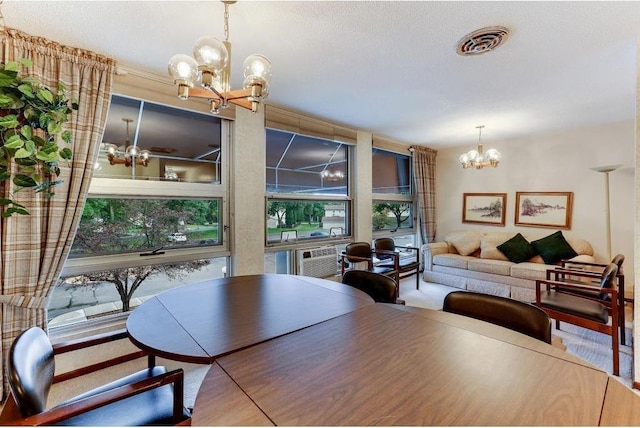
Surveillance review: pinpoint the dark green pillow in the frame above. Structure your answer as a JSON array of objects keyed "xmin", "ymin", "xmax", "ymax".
[
  {"xmin": 497, "ymin": 233, "xmax": 537, "ymax": 263},
  {"xmin": 530, "ymin": 231, "xmax": 578, "ymax": 265}
]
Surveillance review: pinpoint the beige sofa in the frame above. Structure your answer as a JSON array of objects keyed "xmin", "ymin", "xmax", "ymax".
[{"xmin": 422, "ymin": 230, "xmax": 595, "ymax": 302}]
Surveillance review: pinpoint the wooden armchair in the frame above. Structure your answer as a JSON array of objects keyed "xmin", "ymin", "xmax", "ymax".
[
  {"xmin": 535, "ymin": 263, "xmax": 620, "ymax": 375},
  {"xmin": 0, "ymin": 327, "xmax": 191, "ymax": 426},
  {"xmin": 373, "ymin": 238, "xmax": 421, "ymax": 290},
  {"xmin": 340, "ymin": 242, "xmax": 398, "ymax": 281},
  {"xmin": 549, "ymin": 253, "xmax": 626, "ymax": 345}
]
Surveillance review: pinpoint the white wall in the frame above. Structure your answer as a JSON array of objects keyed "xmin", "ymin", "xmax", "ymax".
[{"xmin": 435, "ymin": 120, "xmax": 635, "ymax": 285}]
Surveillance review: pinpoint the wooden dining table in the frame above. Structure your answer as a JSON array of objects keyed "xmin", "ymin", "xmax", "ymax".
[
  {"xmin": 191, "ymin": 302, "xmax": 640, "ymax": 426},
  {"xmin": 126, "ymin": 274, "xmax": 374, "ymax": 364}
]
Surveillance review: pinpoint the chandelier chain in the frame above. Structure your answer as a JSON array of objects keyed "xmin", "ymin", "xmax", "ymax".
[{"xmin": 224, "ymin": 2, "xmax": 230, "ymax": 41}]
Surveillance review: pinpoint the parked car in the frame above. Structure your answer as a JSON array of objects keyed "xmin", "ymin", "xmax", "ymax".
[{"xmin": 167, "ymin": 232, "xmax": 187, "ymax": 242}]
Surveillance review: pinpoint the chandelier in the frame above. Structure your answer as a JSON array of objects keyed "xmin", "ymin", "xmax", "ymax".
[
  {"xmin": 459, "ymin": 125, "xmax": 501, "ymax": 169},
  {"xmin": 103, "ymin": 118, "xmax": 150, "ymax": 167},
  {"xmin": 167, "ymin": 0, "xmax": 272, "ymax": 114},
  {"xmin": 320, "ymin": 169, "xmax": 345, "ymax": 182}
]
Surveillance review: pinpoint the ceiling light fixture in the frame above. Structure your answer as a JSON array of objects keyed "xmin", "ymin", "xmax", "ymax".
[
  {"xmin": 167, "ymin": 0, "xmax": 272, "ymax": 114},
  {"xmin": 320, "ymin": 169, "xmax": 345, "ymax": 182},
  {"xmin": 459, "ymin": 125, "xmax": 501, "ymax": 169},
  {"xmin": 103, "ymin": 118, "xmax": 150, "ymax": 167}
]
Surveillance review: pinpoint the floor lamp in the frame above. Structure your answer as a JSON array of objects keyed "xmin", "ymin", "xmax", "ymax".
[{"xmin": 589, "ymin": 164, "xmax": 622, "ymax": 261}]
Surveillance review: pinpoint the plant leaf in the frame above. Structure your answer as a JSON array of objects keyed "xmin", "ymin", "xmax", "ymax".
[
  {"xmin": 36, "ymin": 151, "xmax": 58, "ymax": 162},
  {"xmin": 20, "ymin": 125, "xmax": 32, "ymax": 140},
  {"xmin": 18, "ymin": 84, "xmax": 34, "ymax": 98},
  {"xmin": 37, "ymin": 88, "xmax": 54, "ymax": 104},
  {"xmin": 0, "ymin": 69, "xmax": 18, "ymax": 86},
  {"xmin": 3, "ymin": 134, "xmax": 24, "ymax": 149},
  {"xmin": 47, "ymin": 120, "xmax": 62, "ymax": 135},
  {"xmin": 0, "ymin": 115, "xmax": 19, "ymax": 129},
  {"xmin": 59, "ymin": 147, "xmax": 72, "ymax": 160},
  {"xmin": 18, "ymin": 58, "xmax": 33, "ymax": 68},
  {"xmin": 13, "ymin": 174, "xmax": 37, "ymax": 187},
  {"xmin": 61, "ymin": 130, "xmax": 72, "ymax": 144},
  {"xmin": 14, "ymin": 147, "xmax": 33, "ymax": 159}
]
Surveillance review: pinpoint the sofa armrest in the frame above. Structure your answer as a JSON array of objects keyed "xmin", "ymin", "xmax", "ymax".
[{"xmin": 423, "ymin": 242, "xmax": 449, "ymax": 271}]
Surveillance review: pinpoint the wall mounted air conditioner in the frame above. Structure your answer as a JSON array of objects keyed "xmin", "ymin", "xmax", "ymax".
[{"xmin": 296, "ymin": 246, "xmax": 338, "ymax": 278}]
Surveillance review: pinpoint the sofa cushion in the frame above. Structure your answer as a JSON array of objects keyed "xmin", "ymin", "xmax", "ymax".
[
  {"xmin": 530, "ymin": 231, "xmax": 578, "ymax": 264},
  {"xmin": 445, "ymin": 231, "xmax": 483, "ymax": 256},
  {"xmin": 467, "ymin": 258, "xmax": 514, "ymax": 276},
  {"xmin": 497, "ymin": 233, "xmax": 538, "ymax": 263},
  {"xmin": 433, "ymin": 254, "xmax": 475, "ymax": 269},
  {"xmin": 511, "ymin": 262, "xmax": 549, "ymax": 281},
  {"xmin": 479, "ymin": 233, "xmax": 511, "ymax": 261}
]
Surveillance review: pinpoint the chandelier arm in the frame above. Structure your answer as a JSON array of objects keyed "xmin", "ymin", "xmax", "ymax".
[{"xmin": 229, "ymin": 98, "xmax": 253, "ymax": 110}]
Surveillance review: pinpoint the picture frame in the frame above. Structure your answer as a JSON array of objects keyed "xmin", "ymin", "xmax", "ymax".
[
  {"xmin": 462, "ymin": 193, "xmax": 507, "ymax": 226},
  {"xmin": 515, "ymin": 191, "xmax": 573, "ymax": 229}
]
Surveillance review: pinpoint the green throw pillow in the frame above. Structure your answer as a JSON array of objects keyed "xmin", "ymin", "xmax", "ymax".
[
  {"xmin": 496, "ymin": 233, "xmax": 537, "ymax": 263},
  {"xmin": 530, "ymin": 231, "xmax": 578, "ymax": 265}
]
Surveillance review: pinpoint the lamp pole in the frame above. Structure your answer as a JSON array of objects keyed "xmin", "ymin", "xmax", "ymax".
[{"xmin": 590, "ymin": 164, "xmax": 622, "ymax": 261}]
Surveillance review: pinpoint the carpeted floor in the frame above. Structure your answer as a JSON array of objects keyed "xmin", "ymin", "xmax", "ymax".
[
  {"xmin": 400, "ymin": 277, "xmax": 635, "ymax": 391},
  {"xmin": 49, "ymin": 276, "xmax": 636, "ymax": 411}
]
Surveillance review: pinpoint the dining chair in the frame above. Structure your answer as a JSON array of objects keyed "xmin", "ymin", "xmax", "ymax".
[
  {"xmin": 548, "ymin": 254, "xmax": 626, "ymax": 345},
  {"xmin": 0, "ymin": 326, "xmax": 191, "ymax": 426},
  {"xmin": 535, "ymin": 263, "xmax": 620, "ymax": 375},
  {"xmin": 373, "ymin": 237, "xmax": 421, "ymax": 290},
  {"xmin": 342, "ymin": 270, "xmax": 405, "ymax": 304},
  {"xmin": 340, "ymin": 242, "xmax": 398, "ymax": 283},
  {"xmin": 443, "ymin": 291, "xmax": 552, "ymax": 344}
]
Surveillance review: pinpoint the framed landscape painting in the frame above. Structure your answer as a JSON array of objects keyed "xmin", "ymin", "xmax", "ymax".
[
  {"xmin": 462, "ymin": 193, "xmax": 506, "ymax": 226},
  {"xmin": 515, "ymin": 191, "xmax": 573, "ymax": 229}
]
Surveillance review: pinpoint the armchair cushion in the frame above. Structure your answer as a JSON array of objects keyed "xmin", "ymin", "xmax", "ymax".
[
  {"xmin": 538, "ymin": 290, "xmax": 609, "ymax": 324},
  {"xmin": 497, "ymin": 233, "xmax": 538, "ymax": 263},
  {"xmin": 531, "ymin": 231, "xmax": 578, "ymax": 264},
  {"xmin": 57, "ymin": 366, "xmax": 190, "ymax": 426}
]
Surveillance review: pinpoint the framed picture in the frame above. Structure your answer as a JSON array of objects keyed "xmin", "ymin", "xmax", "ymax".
[
  {"xmin": 462, "ymin": 193, "xmax": 507, "ymax": 226},
  {"xmin": 515, "ymin": 192, "xmax": 573, "ymax": 229}
]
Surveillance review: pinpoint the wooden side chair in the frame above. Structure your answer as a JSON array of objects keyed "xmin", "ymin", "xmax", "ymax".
[
  {"xmin": 443, "ymin": 291, "xmax": 551, "ymax": 343},
  {"xmin": 548, "ymin": 254, "xmax": 626, "ymax": 345},
  {"xmin": 342, "ymin": 270, "xmax": 405, "ymax": 305},
  {"xmin": 0, "ymin": 327, "xmax": 191, "ymax": 426},
  {"xmin": 373, "ymin": 237, "xmax": 421, "ymax": 290},
  {"xmin": 535, "ymin": 263, "xmax": 620, "ymax": 375}
]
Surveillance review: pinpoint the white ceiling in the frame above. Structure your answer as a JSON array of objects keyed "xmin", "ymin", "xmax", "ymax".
[{"xmin": 3, "ymin": 1, "xmax": 639, "ymax": 148}]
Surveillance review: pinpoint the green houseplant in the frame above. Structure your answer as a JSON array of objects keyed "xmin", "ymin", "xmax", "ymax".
[{"xmin": 0, "ymin": 58, "xmax": 77, "ymax": 217}]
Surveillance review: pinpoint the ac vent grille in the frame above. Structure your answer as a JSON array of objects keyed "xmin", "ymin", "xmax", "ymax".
[
  {"xmin": 297, "ymin": 246, "xmax": 338, "ymax": 278},
  {"xmin": 456, "ymin": 26, "xmax": 509, "ymax": 56}
]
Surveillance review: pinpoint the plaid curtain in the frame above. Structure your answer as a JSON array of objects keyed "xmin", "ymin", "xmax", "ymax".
[
  {"xmin": 0, "ymin": 28, "xmax": 115, "ymax": 397},
  {"xmin": 412, "ymin": 146, "xmax": 437, "ymax": 244}
]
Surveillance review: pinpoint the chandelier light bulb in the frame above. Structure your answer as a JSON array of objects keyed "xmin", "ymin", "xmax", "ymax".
[
  {"xmin": 193, "ymin": 36, "xmax": 228, "ymax": 72},
  {"xmin": 168, "ymin": 54, "xmax": 198, "ymax": 85},
  {"xmin": 243, "ymin": 54, "xmax": 272, "ymax": 82}
]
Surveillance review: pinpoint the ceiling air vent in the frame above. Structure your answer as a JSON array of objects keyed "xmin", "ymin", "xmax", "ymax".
[{"xmin": 456, "ymin": 26, "xmax": 509, "ymax": 56}]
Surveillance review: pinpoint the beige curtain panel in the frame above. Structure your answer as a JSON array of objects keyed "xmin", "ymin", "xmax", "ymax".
[
  {"xmin": 412, "ymin": 146, "xmax": 437, "ymax": 244},
  {"xmin": 0, "ymin": 27, "xmax": 115, "ymax": 397}
]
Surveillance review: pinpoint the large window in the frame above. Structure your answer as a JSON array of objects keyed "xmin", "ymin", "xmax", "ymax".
[
  {"xmin": 372, "ymin": 148, "xmax": 415, "ymax": 235},
  {"xmin": 95, "ymin": 95, "xmax": 222, "ymax": 183},
  {"xmin": 52, "ymin": 95, "xmax": 228, "ymax": 329},
  {"xmin": 266, "ymin": 128, "xmax": 352, "ymax": 247}
]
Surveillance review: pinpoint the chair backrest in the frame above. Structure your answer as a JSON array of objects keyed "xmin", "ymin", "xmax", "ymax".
[
  {"xmin": 374, "ymin": 237, "xmax": 396, "ymax": 252},
  {"xmin": 374, "ymin": 238, "xmax": 396, "ymax": 261},
  {"xmin": 597, "ymin": 263, "xmax": 618, "ymax": 299},
  {"xmin": 443, "ymin": 291, "xmax": 552, "ymax": 343},
  {"xmin": 342, "ymin": 270, "xmax": 398, "ymax": 303},
  {"xmin": 8, "ymin": 327, "xmax": 55, "ymax": 417},
  {"xmin": 611, "ymin": 254, "xmax": 624, "ymax": 271},
  {"xmin": 345, "ymin": 242, "xmax": 373, "ymax": 262}
]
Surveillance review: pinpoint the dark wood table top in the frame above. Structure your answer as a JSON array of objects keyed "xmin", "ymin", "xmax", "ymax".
[
  {"xmin": 193, "ymin": 303, "xmax": 640, "ymax": 426},
  {"xmin": 126, "ymin": 274, "xmax": 374, "ymax": 364}
]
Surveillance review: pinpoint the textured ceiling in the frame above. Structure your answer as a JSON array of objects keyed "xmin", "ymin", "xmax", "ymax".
[{"xmin": 3, "ymin": 1, "xmax": 639, "ymax": 148}]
